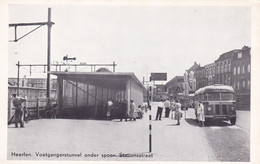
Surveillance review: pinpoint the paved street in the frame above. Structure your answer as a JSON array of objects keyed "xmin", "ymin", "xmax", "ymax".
[{"xmin": 8, "ymin": 102, "xmax": 250, "ymax": 161}]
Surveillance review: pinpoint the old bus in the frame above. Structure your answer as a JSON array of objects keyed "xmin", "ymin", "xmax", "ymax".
[{"xmin": 194, "ymin": 84, "xmax": 237, "ymax": 125}]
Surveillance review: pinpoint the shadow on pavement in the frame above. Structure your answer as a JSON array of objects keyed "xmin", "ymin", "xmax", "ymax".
[
  {"xmin": 166, "ymin": 124, "xmax": 180, "ymax": 126},
  {"xmin": 185, "ymin": 118, "xmax": 232, "ymax": 127},
  {"xmin": 185, "ymin": 118, "xmax": 200, "ymax": 127},
  {"xmin": 209, "ymin": 121, "xmax": 231, "ymax": 127}
]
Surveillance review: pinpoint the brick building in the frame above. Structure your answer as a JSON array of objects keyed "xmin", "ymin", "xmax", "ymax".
[
  {"xmin": 231, "ymin": 46, "xmax": 251, "ymax": 110},
  {"xmin": 165, "ymin": 76, "xmax": 184, "ymax": 99},
  {"xmin": 205, "ymin": 63, "xmax": 215, "ymax": 85},
  {"xmin": 214, "ymin": 50, "xmax": 233, "ymax": 86},
  {"xmin": 195, "ymin": 66, "xmax": 207, "ymax": 90},
  {"xmin": 184, "ymin": 62, "xmax": 200, "ymax": 92}
]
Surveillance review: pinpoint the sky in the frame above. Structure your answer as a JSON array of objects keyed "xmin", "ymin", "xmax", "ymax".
[{"xmin": 8, "ymin": 5, "xmax": 251, "ymax": 84}]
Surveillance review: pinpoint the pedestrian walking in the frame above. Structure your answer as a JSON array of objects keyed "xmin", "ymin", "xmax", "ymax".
[
  {"xmin": 107, "ymin": 98, "xmax": 113, "ymax": 120},
  {"xmin": 164, "ymin": 98, "xmax": 170, "ymax": 117},
  {"xmin": 128, "ymin": 100, "xmax": 135, "ymax": 121},
  {"xmin": 174, "ymin": 100, "xmax": 182, "ymax": 125},
  {"xmin": 11, "ymin": 93, "xmax": 27, "ymax": 128},
  {"xmin": 155, "ymin": 99, "xmax": 164, "ymax": 120},
  {"xmin": 119, "ymin": 100, "xmax": 128, "ymax": 122},
  {"xmin": 197, "ymin": 101, "xmax": 205, "ymax": 127},
  {"xmin": 170, "ymin": 100, "xmax": 176, "ymax": 119}
]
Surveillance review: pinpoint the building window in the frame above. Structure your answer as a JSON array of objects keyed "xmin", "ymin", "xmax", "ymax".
[
  {"xmin": 238, "ymin": 66, "xmax": 240, "ymax": 74},
  {"xmin": 242, "ymin": 65, "xmax": 245, "ymax": 74},
  {"xmin": 221, "ymin": 63, "xmax": 224, "ymax": 73},
  {"xmin": 238, "ymin": 52, "xmax": 242, "ymax": 58},
  {"xmin": 237, "ymin": 82, "xmax": 240, "ymax": 90},
  {"xmin": 248, "ymin": 80, "xmax": 250, "ymax": 89},
  {"xmin": 248, "ymin": 64, "xmax": 250, "ymax": 73},
  {"xmin": 243, "ymin": 81, "xmax": 246, "ymax": 88},
  {"xmin": 224, "ymin": 63, "xmax": 227, "ymax": 72},
  {"xmin": 234, "ymin": 67, "xmax": 236, "ymax": 75},
  {"xmin": 233, "ymin": 83, "xmax": 236, "ymax": 90}
]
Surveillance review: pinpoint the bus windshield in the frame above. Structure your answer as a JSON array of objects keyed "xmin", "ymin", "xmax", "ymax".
[
  {"xmin": 221, "ymin": 93, "xmax": 234, "ymax": 101},
  {"xmin": 207, "ymin": 93, "xmax": 220, "ymax": 101}
]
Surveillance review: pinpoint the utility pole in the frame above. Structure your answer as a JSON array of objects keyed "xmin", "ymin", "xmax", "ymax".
[
  {"xmin": 113, "ymin": 61, "xmax": 116, "ymax": 72},
  {"xmin": 16, "ymin": 61, "xmax": 20, "ymax": 96},
  {"xmin": 9, "ymin": 8, "xmax": 55, "ymax": 102},
  {"xmin": 46, "ymin": 8, "xmax": 52, "ymax": 105}
]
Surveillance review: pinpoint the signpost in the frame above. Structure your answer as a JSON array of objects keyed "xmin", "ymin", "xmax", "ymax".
[
  {"xmin": 147, "ymin": 86, "xmax": 152, "ymax": 152},
  {"xmin": 147, "ymin": 73, "xmax": 167, "ymax": 153}
]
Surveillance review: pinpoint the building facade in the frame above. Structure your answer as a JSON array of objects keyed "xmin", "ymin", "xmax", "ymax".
[
  {"xmin": 195, "ymin": 66, "xmax": 207, "ymax": 90},
  {"xmin": 165, "ymin": 76, "xmax": 184, "ymax": 99},
  {"xmin": 214, "ymin": 50, "xmax": 233, "ymax": 86},
  {"xmin": 205, "ymin": 63, "xmax": 215, "ymax": 86},
  {"xmin": 184, "ymin": 62, "xmax": 200, "ymax": 92},
  {"xmin": 231, "ymin": 46, "xmax": 251, "ymax": 110},
  {"xmin": 8, "ymin": 77, "xmax": 57, "ymax": 90}
]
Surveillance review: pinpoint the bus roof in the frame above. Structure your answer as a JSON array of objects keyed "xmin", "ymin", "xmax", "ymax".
[{"xmin": 195, "ymin": 84, "xmax": 234, "ymax": 95}]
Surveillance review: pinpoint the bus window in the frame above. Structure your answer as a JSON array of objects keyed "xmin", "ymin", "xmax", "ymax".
[
  {"xmin": 199, "ymin": 94, "xmax": 204, "ymax": 101},
  {"xmin": 207, "ymin": 93, "xmax": 220, "ymax": 101},
  {"xmin": 221, "ymin": 93, "xmax": 234, "ymax": 101},
  {"xmin": 204, "ymin": 93, "xmax": 208, "ymax": 101}
]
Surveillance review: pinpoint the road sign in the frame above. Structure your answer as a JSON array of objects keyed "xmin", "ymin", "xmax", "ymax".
[{"xmin": 150, "ymin": 73, "xmax": 167, "ymax": 81}]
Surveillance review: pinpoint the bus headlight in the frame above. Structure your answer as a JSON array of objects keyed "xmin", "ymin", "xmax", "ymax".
[{"xmin": 208, "ymin": 107, "xmax": 212, "ymax": 111}]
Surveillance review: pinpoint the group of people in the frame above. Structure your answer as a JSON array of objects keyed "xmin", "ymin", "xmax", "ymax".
[
  {"xmin": 155, "ymin": 98, "xmax": 182, "ymax": 125},
  {"xmin": 155, "ymin": 98, "xmax": 205, "ymax": 126},
  {"xmin": 107, "ymin": 99, "xmax": 143, "ymax": 122}
]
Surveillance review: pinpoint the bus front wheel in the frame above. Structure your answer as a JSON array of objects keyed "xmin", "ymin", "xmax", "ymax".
[{"xmin": 230, "ymin": 117, "xmax": 236, "ymax": 125}]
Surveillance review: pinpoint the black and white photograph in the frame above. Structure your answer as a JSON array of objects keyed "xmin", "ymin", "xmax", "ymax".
[{"xmin": 1, "ymin": 0, "xmax": 260, "ymax": 163}]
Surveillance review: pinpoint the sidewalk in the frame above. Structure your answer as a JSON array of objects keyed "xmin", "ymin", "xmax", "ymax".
[{"xmin": 8, "ymin": 103, "xmax": 215, "ymax": 161}]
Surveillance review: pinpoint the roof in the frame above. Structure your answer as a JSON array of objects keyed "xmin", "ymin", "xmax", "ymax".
[
  {"xmin": 216, "ymin": 49, "xmax": 238, "ymax": 62},
  {"xmin": 49, "ymin": 71, "xmax": 146, "ymax": 91},
  {"xmin": 165, "ymin": 76, "xmax": 184, "ymax": 87},
  {"xmin": 188, "ymin": 62, "xmax": 200, "ymax": 72},
  {"xmin": 195, "ymin": 84, "xmax": 234, "ymax": 95}
]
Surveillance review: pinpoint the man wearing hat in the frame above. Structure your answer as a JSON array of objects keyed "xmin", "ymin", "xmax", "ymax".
[{"xmin": 12, "ymin": 93, "xmax": 27, "ymax": 128}]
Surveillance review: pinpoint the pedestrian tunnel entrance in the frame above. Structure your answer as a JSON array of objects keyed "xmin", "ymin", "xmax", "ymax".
[{"xmin": 50, "ymin": 72, "xmax": 146, "ymax": 119}]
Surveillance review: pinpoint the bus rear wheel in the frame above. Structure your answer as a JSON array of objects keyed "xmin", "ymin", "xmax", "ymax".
[{"xmin": 230, "ymin": 117, "xmax": 236, "ymax": 125}]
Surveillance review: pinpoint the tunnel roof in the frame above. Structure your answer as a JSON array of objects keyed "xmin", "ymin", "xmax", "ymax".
[{"xmin": 49, "ymin": 71, "xmax": 146, "ymax": 91}]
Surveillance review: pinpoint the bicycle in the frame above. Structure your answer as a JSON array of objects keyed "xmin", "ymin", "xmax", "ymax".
[{"xmin": 44, "ymin": 104, "xmax": 57, "ymax": 119}]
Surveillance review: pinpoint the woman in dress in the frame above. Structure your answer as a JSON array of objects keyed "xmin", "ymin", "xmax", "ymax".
[
  {"xmin": 129, "ymin": 100, "xmax": 135, "ymax": 121},
  {"xmin": 197, "ymin": 101, "xmax": 205, "ymax": 127}
]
